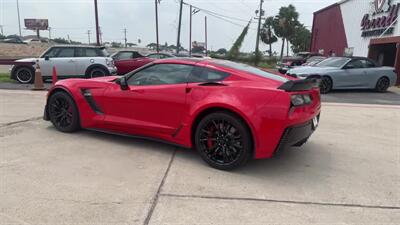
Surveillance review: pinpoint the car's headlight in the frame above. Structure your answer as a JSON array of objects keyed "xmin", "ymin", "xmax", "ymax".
[{"xmin": 291, "ymin": 94, "xmax": 312, "ymax": 106}]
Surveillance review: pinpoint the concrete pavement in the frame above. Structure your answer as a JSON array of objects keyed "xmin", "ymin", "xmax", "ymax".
[{"xmin": 0, "ymin": 89, "xmax": 399, "ymax": 224}]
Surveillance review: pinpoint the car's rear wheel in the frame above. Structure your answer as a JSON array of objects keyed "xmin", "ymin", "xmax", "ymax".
[
  {"xmin": 48, "ymin": 91, "xmax": 80, "ymax": 133},
  {"xmin": 15, "ymin": 67, "xmax": 34, "ymax": 84},
  {"xmin": 195, "ymin": 112, "xmax": 252, "ymax": 170},
  {"xmin": 375, "ymin": 77, "xmax": 390, "ymax": 92},
  {"xmin": 320, "ymin": 76, "xmax": 332, "ymax": 94},
  {"xmin": 87, "ymin": 67, "xmax": 108, "ymax": 78}
]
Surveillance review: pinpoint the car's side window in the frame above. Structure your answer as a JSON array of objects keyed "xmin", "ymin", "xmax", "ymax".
[
  {"xmin": 188, "ymin": 67, "xmax": 230, "ymax": 83},
  {"xmin": 127, "ymin": 64, "xmax": 194, "ymax": 86},
  {"xmin": 44, "ymin": 47, "xmax": 61, "ymax": 57},
  {"xmin": 346, "ymin": 60, "xmax": 363, "ymax": 69},
  {"xmin": 362, "ymin": 60, "xmax": 375, "ymax": 68},
  {"xmin": 56, "ymin": 48, "xmax": 75, "ymax": 58},
  {"xmin": 85, "ymin": 48, "xmax": 98, "ymax": 57}
]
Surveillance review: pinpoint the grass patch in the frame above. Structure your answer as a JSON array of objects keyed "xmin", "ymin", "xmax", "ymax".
[{"xmin": 0, "ymin": 73, "xmax": 15, "ymax": 83}]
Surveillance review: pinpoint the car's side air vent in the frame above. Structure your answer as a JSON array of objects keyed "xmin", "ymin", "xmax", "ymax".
[
  {"xmin": 198, "ymin": 82, "xmax": 227, "ymax": 86},
  {"xmin": 81, "ymin": 89, "xmax": 103, "ymax": 114}
]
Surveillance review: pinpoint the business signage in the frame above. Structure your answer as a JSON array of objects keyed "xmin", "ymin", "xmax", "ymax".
[
  {"xmin": 360, "ymin": 0, "xmax": 399, "ymax": 37},
  {"xmin": 24, "ymin": 19, "xmax": 49, "ymax": 30}
]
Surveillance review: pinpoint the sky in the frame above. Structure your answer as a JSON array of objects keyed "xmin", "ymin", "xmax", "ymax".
[{"xmin": 0, "ymin": 0, "xmax": 339, "ymax": 53}]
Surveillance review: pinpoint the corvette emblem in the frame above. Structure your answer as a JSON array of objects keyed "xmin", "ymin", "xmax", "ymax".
[{"xmin": 375, "ymin": 0, "xmax": 386, "ymax": 13}]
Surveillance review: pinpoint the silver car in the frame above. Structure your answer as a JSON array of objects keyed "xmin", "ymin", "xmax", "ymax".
[
  {"xmin": 286, "ymin": 57, "xmax": 397, "ymax": 93},
  {"xmin": 11, "ymin": 45, "xmax": 117, "ymax": 84}
]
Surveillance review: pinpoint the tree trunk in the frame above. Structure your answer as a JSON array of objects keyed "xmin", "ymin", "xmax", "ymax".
[
  {"xmin": 269, "ymin": 43, "xmax": 272, "ymax": 57},
  {"xmin": 280, "ymin": 38, "xmax": 285, "ymax": 60},
  {"xmin": 286, "ymin": 39, "xmax": 289, "ymax": 56}
]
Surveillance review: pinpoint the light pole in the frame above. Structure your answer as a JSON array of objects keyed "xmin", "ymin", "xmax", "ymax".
[
  {"xmin": 16, "ymin": 0, "xmax": 22, "ymax": 37},
  {"xmin": 205, "ymin": 16, "xmax": 208, "ymax": 56},
  {"xmin": 189, "ymin": 6, "xmax": 200, "ymax": 56}
]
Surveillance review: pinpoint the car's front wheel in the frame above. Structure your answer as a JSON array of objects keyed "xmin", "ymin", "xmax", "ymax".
[
  {"xmin": 48, "ymin": 91, "xmax": 80, "ymax": 133},
  {"xmin": 14, "ymin": 67, "xmax": 34, "ymax": 84},
  {"xmin": 195, "ymin": 112, "xmax": 252, "ymax": 170},
  {"xmin": 375, "ymin": 77, "xmax": 390, "ymax": 92}
]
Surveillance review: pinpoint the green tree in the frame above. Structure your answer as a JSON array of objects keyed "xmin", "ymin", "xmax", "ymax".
[
  {"xmin": 273, "ymin": 5, "xmax": 300, "ymax": 60},
  {"xmin": 260, "ymin": 17, "xmax": 278, "ymax": 57},
  {"xmin": 216, "ymin": 48, "xmax": 227, "ymax": 55},
  {"xmin": 289, "ymin": 24, "xmax": 311, "ymax": 53},
  {"xmin": 228, "ymin": 21, "xmax": 251, "ymax": 60}
]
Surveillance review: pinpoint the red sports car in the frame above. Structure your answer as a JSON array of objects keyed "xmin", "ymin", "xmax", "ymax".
[
  {"xmin": 44, "ymin": 58, "xmax": 321, "ymax": 170},
  {"xmin": 114, "ymin": 56, "xmax": 154, "ymax": 74}
]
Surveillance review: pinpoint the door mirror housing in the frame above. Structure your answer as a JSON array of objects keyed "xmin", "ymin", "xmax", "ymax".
[
  {"xmin": 44, "ymin": 55, "xmax": 50, "ymax": 61},
  {"xmin": 116, "ymin": 77, "xmax": 129, "ymax": 90}
]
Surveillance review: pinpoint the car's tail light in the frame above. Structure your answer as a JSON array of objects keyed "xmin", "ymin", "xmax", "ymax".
[{"xmin": 290, "ymin": 94, "xmax": 312, "ymax": 106}]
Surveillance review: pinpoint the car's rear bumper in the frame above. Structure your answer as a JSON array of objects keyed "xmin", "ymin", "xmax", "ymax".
[{"xmin": 274, "ymin": 114, "xmax": 320, "ymax": 155}]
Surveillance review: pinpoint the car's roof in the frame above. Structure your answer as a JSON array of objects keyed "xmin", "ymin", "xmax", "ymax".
[{"xmin": 50, "ymin": 45, "xmax": 105, "ymax": 49}]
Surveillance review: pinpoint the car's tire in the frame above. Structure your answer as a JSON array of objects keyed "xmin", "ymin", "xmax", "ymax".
[
  {"xmin": 14, "ymin": 66, "xmax": 34, "ymax": 84},
  {"xmin": 194, "ymin": 111, "xmax": 252, "ymax": 170},
  {"xmin": 48, "ymin": 91, "xmax": 80, "ymax": 133},
  {"xmin": 375, "ymin": 77, "xmax": 390, "ymax": 93},
  {"xmin": 320, "ymin": 76, "xmax": 332, "ymax": 94},
  {"xmin": 86, "ymin": 67, "xmax": 108, "ymax": 78}
]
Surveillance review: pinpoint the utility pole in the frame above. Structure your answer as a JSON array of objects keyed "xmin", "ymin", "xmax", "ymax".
[
  {"xmin": 87, "ymin": 30, "xmax": 91, "ymax": 45},
  {"xmin": 94, "ymin": 0, "xmax": 100, "ymax": 46},
  {"xmin": 255, "ymin": 0, "xmax": 264, "ymax": 65},
  {"xmin": 155, "ymin": 0, "xmax": 160, "ymax": 53},
  {"xmin": 123, "ymin": 28, "xmax": 127, "ymax": 48},
  {"xmin": 0, "ymin": 25, "xmax": 4, "ymax": 36},
  {"xmin": 189, "ymin": 5, "xmax": 192, "ymax": 56},
  {"xmin": 99, "ymin": 26, "xmax": 102, "ymax": 45},
  {"xmin": 176, "ymin": 0, "xmax": 183, "ymax": 54},
  {"xmin": 16, "ymin": 0, "xmax": 22, "ymax": 37},
  {"xmin": 205, "ymin": 16, "xmax": 208, "ymax": 56}
]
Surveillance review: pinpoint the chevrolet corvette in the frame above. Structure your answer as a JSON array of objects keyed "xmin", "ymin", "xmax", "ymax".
[{"xmin": 44, "ymin": 58, "xmax": 321, "ymax": 170}]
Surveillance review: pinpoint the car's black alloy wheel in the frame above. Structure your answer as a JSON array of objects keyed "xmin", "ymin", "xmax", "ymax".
[
  {"xmin": 320, "ymin": 76, "xmax": 332, "ymax": 94},
  {"xmin": 195, "ymin": 112, "xmax": 252, "ymax": 170},
  {"xmin": 48, "ymin": 92, "xmax": 80, "ymax": 133},
  {"xmin": 375, "ymin": 77, "xmax": 390, "ymax": 92},
  {"xmin": 15, "ymin": 67, "xmax": 34, "ymax": 84}
]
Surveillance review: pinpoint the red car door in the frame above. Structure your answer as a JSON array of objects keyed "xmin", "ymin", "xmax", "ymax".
[
  {"xmin": 114, "ymin": 57, "xmax": 154, "ymax": 75},
  {"xmin": 102, "ymin": 63, "xmax": 194, "ymax": 135}
]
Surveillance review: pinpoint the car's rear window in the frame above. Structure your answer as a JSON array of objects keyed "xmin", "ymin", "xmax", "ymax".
[{"xmin": 212, "ymin": 60, "xmax": 288, "ymax": 82}]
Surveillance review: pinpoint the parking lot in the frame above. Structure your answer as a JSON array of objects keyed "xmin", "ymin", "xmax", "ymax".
[{"xmin": 0, "ymin": 89, "xmax": 399, "ymax": 224}]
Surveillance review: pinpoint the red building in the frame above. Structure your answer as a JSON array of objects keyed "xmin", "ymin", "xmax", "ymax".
[{"xmin": 311, "ymin": 0, "xmax": 400, "ymax": 84}]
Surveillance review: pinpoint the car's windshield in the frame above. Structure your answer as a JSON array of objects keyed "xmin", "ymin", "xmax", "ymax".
[
  {"xmin": 213, "ymin": 60, "xmax": 288, "ymax": 82},
  {"xmin": 316, "ymin": 57, "xmax": 349, "ymax": 67}
]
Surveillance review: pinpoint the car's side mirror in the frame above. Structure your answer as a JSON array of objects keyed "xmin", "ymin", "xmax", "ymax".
[
  {"xmin": 116, "ymin": 77, "xmax": 129, "ymax": 90},
  {"xmin": 44, "ymin": 55, "xmax": 50, "ymax": 61}
]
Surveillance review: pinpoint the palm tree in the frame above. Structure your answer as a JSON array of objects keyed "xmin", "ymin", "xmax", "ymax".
[
  {"xmin": 260, "ymin": 17, "xmax": 278, "ymax": 57},
  {"xmin": 228, "ymin": 21, "xmax": 251, "ymax": 60},
  {"xmin": 273, "ymin": 5, "xmax": 300, "ymax": 60}
]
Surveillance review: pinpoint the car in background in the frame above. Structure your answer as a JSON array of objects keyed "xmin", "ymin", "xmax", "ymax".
[
  {"xmin": 111, "ymin": 51, "xmax": 144, "ymax": 61},
  {"xmin": 303, "ymin": 56, "xmax": 327, "ymax": 66},
  {"xmin": 44, "ymin": 58, "xmax": 321, "ymax": 170},
  {"xmin": 276, "ymin": 52, "xmax": 322, "ymax": 74},
  {"xmin": 114, "ymin": 55, "xmax": 154, "ymax": 75},
  {"xmin": 286, "ymin": 57, "xmax": 397, "ymax": 93},
  {"xmin": 10, "ymin": 45, "xmax": 117, "ymax": 84},
  {"xmin": 146, "ymin": 52, "xmax": 175, "ymax": 59}
]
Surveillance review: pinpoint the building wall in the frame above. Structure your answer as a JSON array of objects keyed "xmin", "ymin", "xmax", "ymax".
[
  {"xmin": 311, "ymin": 4, "xmax": 348, "ymax": 56},
  {"xmin": 311, "ymin": 0, "xmax": 400, "ymax": 57},
  {"xmin": 340, "ymin": 0, "xmax": 400, "ymax": 56}
]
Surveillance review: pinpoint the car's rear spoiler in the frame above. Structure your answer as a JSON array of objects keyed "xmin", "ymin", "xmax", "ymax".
[{"xmin": 278, "ymin": 75, "xmax": 321, "ymax": 92}]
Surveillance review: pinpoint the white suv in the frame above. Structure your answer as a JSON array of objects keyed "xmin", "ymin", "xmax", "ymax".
[{"xmin": 11, "ymin": 45, "xmax": 117, "ymax": 84}]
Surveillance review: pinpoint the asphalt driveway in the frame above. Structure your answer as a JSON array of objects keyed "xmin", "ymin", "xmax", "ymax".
[{"xmin": 0, "ymin": 89, "xmax": 399, "ymax": 224}]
